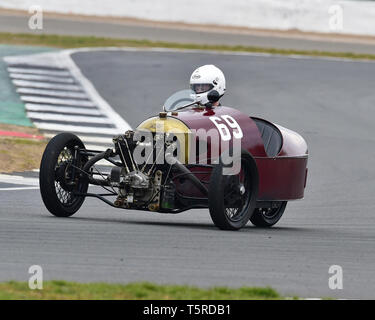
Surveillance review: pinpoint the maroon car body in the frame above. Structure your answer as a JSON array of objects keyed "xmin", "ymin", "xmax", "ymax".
[
  {"xmin": 166, "ymin": 105, "xmax": 308, "ymax": 202},
  {"xmin": 39, "ymin": 90, "xmax": 308, "ymax": 230}
]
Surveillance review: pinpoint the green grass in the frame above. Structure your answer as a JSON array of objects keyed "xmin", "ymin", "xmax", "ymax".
[
  {"xmin": 1, "ymin": 32, "xmax": 375, "ymax": 60},
  {"xmin": 0, "ymin": 137, "xmax": 45, "ymax": 145},
  {"xmin": 0, "ymin": 281, "xmax": 282, "ymax": 300}
]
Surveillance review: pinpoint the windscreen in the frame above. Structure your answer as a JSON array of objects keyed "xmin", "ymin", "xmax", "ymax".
[{"xmin": 163, "ymin": 89, "xmax": 197, "ymax": 111}]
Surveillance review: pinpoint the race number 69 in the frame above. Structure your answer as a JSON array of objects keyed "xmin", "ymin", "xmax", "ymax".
[{"xmin": 209, "ymin": 115, "xmax": 243, "ymax": 141}]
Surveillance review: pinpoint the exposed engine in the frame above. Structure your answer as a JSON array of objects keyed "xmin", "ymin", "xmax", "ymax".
[{"xmin": 109, "ymin": 130, "xmax": 169, "ymax": 211}]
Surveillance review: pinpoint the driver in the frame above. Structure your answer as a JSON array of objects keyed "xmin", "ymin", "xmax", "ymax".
[{"xmin": 190, "ymin": 64, "xmax": 226, "ymax": 107}]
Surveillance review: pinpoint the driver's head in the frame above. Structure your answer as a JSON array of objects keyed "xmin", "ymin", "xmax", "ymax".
[{"xmin": 190, "ymin": 65, "xmax": 226, "ymax": 105}]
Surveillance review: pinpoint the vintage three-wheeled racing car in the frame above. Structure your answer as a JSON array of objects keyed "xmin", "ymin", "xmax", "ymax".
[{"xmin": 39, "ymin": 89, "xmax": 308, "ymax": 230}]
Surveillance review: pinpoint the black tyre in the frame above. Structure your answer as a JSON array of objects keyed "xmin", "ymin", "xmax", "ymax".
[
  {"xmin": 208, "ymin": 149, "xmax": 258, "ymax": 230},
  {"xmin": 250, "ymin": 202, "xmax": 287, "ymax": 227},
  {"xmin": 39, "ymin": 133, "xmax": 88, "ymax": 217}
]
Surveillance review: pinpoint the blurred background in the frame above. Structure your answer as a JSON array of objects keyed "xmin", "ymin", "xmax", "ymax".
[{"xmin": 0, "ymin": 0, "xmax": 375, "ymax": 53}]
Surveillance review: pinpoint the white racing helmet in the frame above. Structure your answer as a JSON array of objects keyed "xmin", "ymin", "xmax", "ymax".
[{"xmin": 190, "ymin": 64, "xmax": 226, "ymax": 105}]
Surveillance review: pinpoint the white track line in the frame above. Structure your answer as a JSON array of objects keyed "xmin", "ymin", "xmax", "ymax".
[
  {"xmin": 43, "ymin": 133, "xmax": 114, "ymax": 144},
  {"xmin": 21, "ymin": 96, "xmax": 95, "ymax": 107},
  {"xmin": 85, "ymin": 144, "xmax": 110, "ymax": 151},
  {"xmin": 9, "ymin": 73, "xmax": 75, "ymax": 83},
  {"xmin": 8, "ymin": 67, "xmax": 70, "ymax": 77},
  {"xmin": 27, "ymin": 112, "xmax": 110, "ymax": 124},
  {"xmin": 17, "ymin": 88, "xmax": 88, "ymax": 99},
  {"xmin": 32, "ymin": 122, "xmax": 121, "ymax": 135},
  {"xmin": 0, "ymin": 187, "xmax": 39, "ymax": 191},
  {"xmin": 25, "ymin": 104, "xmax": 102, "ymax": 116},
  {"xmin": 6, "ymin": 50, "xmax": 132, "ymax": 132},
  {"xmin": 62, "ymin": 50, "xmax": 131, "ymax": 132},
  {"xmin": 96, "ymin": 159, "xmax": 115, "ymax": 167},
  {"xmin": 0, "ymin": 174, "xmax": 39, "ymax": 186},
  {"xmin": 78, "ymin": 136, "xmax": 115, "ymax": 144},
  {"xmin": 13, "ymin": 80, "xmax": 83, "ymax": 91},
  {"xmin": 5, "ymin": 50, "xmax": 132, "ymax": 145},
  {"xmin": 65, "ymin": 46, "xmax": 375, "ymax": 63}
]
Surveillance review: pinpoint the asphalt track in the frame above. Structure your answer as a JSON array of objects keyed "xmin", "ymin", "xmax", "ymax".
[{"xmin": 1, "ymin": 49, "xmax": 375, "ymax": 299}]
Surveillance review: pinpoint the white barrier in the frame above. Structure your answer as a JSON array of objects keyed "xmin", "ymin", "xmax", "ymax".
[{"xmin": 1, "ymin": 0, "xmax": 375, "ymax": 36}]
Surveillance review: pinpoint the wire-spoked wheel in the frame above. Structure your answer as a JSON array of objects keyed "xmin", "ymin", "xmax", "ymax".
[
  {"xmin": 208, "ymin": 149, "xmax": 258, "ymax": 230},
  {"xmin": 39, "ymin": 133, "xmax": 88, "ymax": 217},
  {"xmin": 250, "ymin": 202, "xmax": 287, "ymax": 227}
]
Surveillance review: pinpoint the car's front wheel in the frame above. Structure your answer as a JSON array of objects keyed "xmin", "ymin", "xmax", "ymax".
[{"xmin": 39, "ymin": 133, "xmax": 88, "ymax": 217}]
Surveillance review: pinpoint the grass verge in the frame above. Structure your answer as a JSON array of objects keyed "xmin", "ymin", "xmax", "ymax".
[
  {"xmin": 0, "ymin": 124, "xmax": 46, "ymax": 173},
  {"xmin": 0, "ymin": 280, "xmax": 282, "ymax": 300},
  {"xmin": 1, "ymin": 32, "xmax": 375, "ymax": 60}
]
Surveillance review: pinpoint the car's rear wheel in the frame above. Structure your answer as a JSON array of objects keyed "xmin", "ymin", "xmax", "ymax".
[
  {"xmin": 250, "ymin": 201, "xmax": 287, "ymax": 227},
  {"xmin": 39, "ymin": 133, "xmax": 88, "ymax": 217},
  {"xmin": 208, "ymin": 149, "xmax": 258, "ymax": 230}
]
